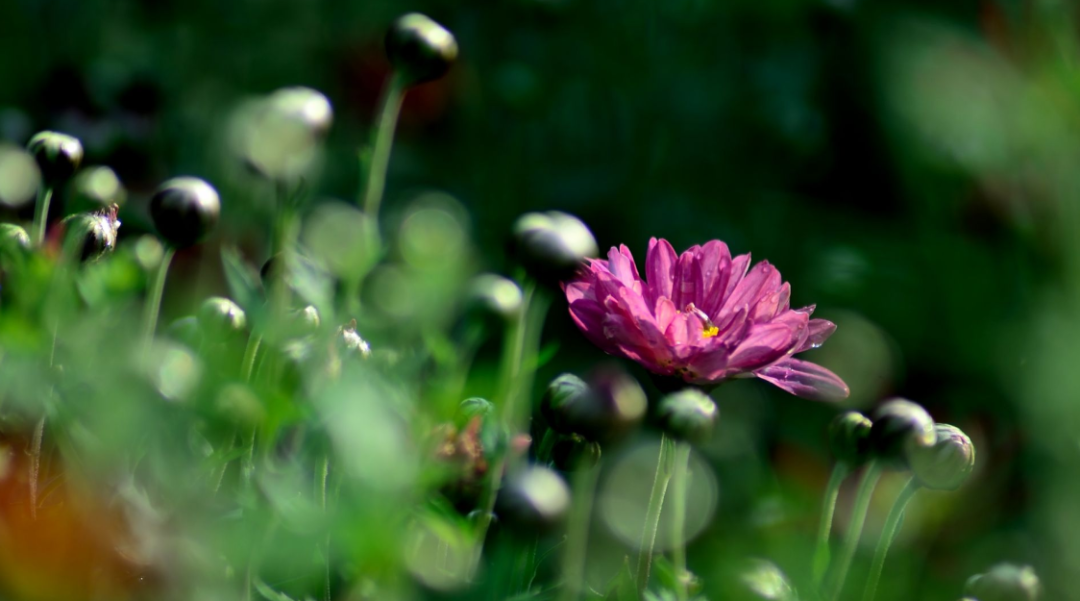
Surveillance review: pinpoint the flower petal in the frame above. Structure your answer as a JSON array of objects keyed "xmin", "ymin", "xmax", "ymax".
[
  {"xmin": 608, "ymin": 246, "xmax": 639, "ymax": 287},
  {"xmin": 755, "ymin": 357, "xmax": 849, "ymax": 401},
  {"xmin": 795, "ymin": 318, "xmax": 837, "ymax": 353},
  {"xmin": 646, "ymin": 238, "xmax": 677, "ymax": 303},
  {"xmin": 695, "ymin": 240, "xmax": 731, "ymax": 315},
  {"xmin": 671, "ymin": 247, "xmax": 699, "ymax": 309},
  {"xmin": 568, "ymin": 299, "xmax": 612, "ymax": 352},
  {"xmin": 726, "ymin": 311, "xmax": 807, "ymax": 372}
]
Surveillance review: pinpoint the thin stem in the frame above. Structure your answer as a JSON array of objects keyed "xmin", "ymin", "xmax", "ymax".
[
  {"xmin": 29, "ymin": 416, "xmax": 45, "ymax": 519},
  {"xmin": 141, "ymin": 247, "xmax": 177, "ymax": 346},
  {"xmin": 827, "ymin": 462, "xmax": 883, "ymax": 600},
  {"xmin": 241, "ymin": 334, "xmax": 262, "ymax": 382},
  {"xmin": 813, "ymin": 463, "xmax": 851, "ymax": 588},
  {"xmin": 557, "ymin": 462, "xmax": 602, "ymax": 601},
  {"xmin": 360, "ymin": 71, "xmax": 406, "ymax": 222},
  {"xmin": 32, "ymin": 186, "xmax": 53, "ymax": 247},
  {"xmin": 862, "ymin": 479, "xmax": 920, "ymax": 601},
  {"xmin": 670, "ymin": 442, "xmax": 692, "ymax": 601},
  {"xmin": 319, "ymin": 452, "xmax": 332, "ymax": 601},
  {"xmin": 636, "ymin": 434, "xmax": 675, "ymax": 592}
]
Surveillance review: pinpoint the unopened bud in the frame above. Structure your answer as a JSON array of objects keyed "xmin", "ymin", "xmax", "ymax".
[
  {"xmin": 829, "ymin": 411, "xmax": 872, "ymax": 465},
  {"xmin": 909, "ymin": 423, "xmax": 975, "ymax": 491},
  {"xmin": 726, "ymin": 559, "xmax": 797, "ymax": 601},
  {"xmin": 868, "ymin": 398, "xmax": 935, "ymax": 467},
  {"xmin": 657, "ymin": 388, "xmax": 718, "ymax": 444},
  {"xmin": 0, "ymin": 224, "xmax": 30, "ymax": 255},
  {"xmin": 149, "ymin": 177, "xmax": 221, "ymax": 248},
  {"xmin": 26, "ymin": 131, "xmax": 83, "ymax": 184},
  {"xmin": 385, "ymin": 13, "xmax": 459, "ymax": 86},
  {"xmin": 197, "ymin": 297, "xmax": 247, "ymax": 337},
  {"xmin": 59, "ymin": 204, "xmax": 121, "ymax": 262},
  {"xmin": 964, "ymin": 563, "xmax": 1041, "ymax": 601},
  {"xmin": 464, "ymin": 274, "xmax": 523, "ymax": 321},
  {"xmin": 511, "ymin": 211, "xmax": 598, "ymax": 285},
  {"xmin": 494, "ymin": 465, "xmax": 570, "ymax": 534},
  {"xmin": 551, "ymin": 434, "xmax": 601, "ymax": 472}
]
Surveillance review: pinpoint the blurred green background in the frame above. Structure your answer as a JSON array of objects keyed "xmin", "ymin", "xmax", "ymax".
[{"xmin": 3, "ymin": 0, "xmax": 1079, "ymax": 599}]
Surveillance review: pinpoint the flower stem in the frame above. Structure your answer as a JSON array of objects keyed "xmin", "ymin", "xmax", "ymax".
[
  {"xmin": 141, "ymin": 247, "xmax": 176, "ymax": 347},
  {"xmin": 557, "ymin": 461, "xmax": 601, "ymax": 601},
  {"xmin": 360, "ymin": 71, "xmax": 406, "ymax": 223},
  {"xmin": 670, "ymin": 442, "xmax": 692, "ymax": 601},
  {"xmin": 827, "ymin": 462, "xmax": 882, "ymax": 600},
  {"xmin": 812, "ymin": 463, "xmax": 850, "ymax": 588},
  {"xmin": 636, "ymin": 434, "xmax": 675, "ymax": 592},
  {"xmin": 862, "ymin": 478, "xmax": 920, "ymax": 601},
  {"xmin": 31, "ymin": 186, "xmax": 53, "ymax": 247}
]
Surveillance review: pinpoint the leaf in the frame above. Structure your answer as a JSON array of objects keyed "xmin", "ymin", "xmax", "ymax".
[
  {"xmin": 253, "ymin": 578, "xmax": 299, "ymax": 601},
  {"xmin": 221, "ymin": 246, "xmax": 264, "ymax": 314},
  {"xmin": 285, "ymin": 252, "xmax": 334, "ymax": 319},
  {"xmin": 533, "ymin": 341, "xmax": 561, "ymax": 369},
  {"xmin": 604, "ymin": 557, "xmax": 640, "ymax": 601}
]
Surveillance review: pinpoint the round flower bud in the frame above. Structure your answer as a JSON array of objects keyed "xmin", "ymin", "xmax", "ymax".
[
  {"xmin": 724, "ymin": 559, "xmax": 797, "ymax": 601},
  {"xmin": 385, "ymin": 13, "xmax": 459, "ymax": 86},
  {"xmin": 197, "ymin": 297, "xmax": 247, "ymax": 338},
  {"xmin": 0, "ymin": 223, "xmax": 31, "ymax": 254},
  {"xmin": 464, "ymin": 274, "xmax": 523, "ymax": 321},
  {"xmin": 59, "ymin": 204, "xmax": 121, "ymax": 262},
  {"xmin": 551, "ymin": 434, "xmax": 601, "ymax": 472},
  {"xmin": 829, "ymin": 411, "xmax": 872, "ymax": 465},
  {"xmin": 909, "ymin": 423, "xmax": 975, "ymax": 491},
  {"xmin": 459, "ymin": 397, "xmax": 494, "ymax": 420},
  {"xmin": 149, "ymin": 177, "xmax": 221, "ymax": 248},
  {"xmin": 494, "ymin": 465, "xmax": 570, "ymax": 534},
  {"xmin": 164, "ymin": 316, "xmax": 202, "ymax": 348},
  {"xmin": 541, "ymin": 373, "xmax": 590, "ymax": 435},
  {"xmin": 266, "ymin": 86, "xmax": 333, "ymax": 136},
  {"xmin": 964, "ymin": 563, "xmax": 1041, "ymax": 601},
  {"xmin": 868, "ymin": 398, "xmax": 936, "ymax": 468},
  {"xmin": 511, "ymin": 211, "xmax": 598, "ymax": 285},
  {"xmin": 71, "ymin": 166, "xmax": 126, "ymax": 211},
  {"xmin": 26, "ymin": 131, "xmax": 83, "ymax": 184},
  {"xmin": 656, "ymin": 388, "xmax": 718, "ymax": 444}
]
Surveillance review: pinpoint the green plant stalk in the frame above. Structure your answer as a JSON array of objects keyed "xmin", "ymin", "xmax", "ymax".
[
  {"xmin": 29, "ymin": 415, "xmax": 45, "ymax": 519},
  {"xmin": 319, "ymin": 452, "xmax": 332, "ymax": 601},
  {"xmin": 636, "ymin": 434, "xmax": 675, "ymax": 592},
  {"xmin": 360, "ymin": 71, "xmax": 406, "ymax": 222},
  {"xmin": 670, "ymin": 442, "xmax": 692, "ymax": 601},
  {"xmin": 812, "ymin": 463, "xmax": 850, "ymax": 587},
  {"xmin": 862, "ymin": 478, "xmax": 920, "ymax": 601},
  {"xmin": 141, "ymin": 247, "xmax": 177, "ymax": 346},
  {"xmin": 828, "ymin": 462, "xmax": 883, "ymax": 600},
  {"xmin": 557, "ymin": 462, "xmax": 602, "ymax": 601},
  {"xmin": 31, "ymin": 186, "xmax": 53, "ymax": 247}
]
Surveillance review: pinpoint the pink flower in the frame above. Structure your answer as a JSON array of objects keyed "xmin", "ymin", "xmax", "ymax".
[{"xmin": 564, "ymin": 238, "xmax": 849, "ymax": 401}]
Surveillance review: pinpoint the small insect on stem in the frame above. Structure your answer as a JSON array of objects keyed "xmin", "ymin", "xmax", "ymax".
[{"xmin": 684, "ymin": 303, "xmax": 719, "ymax": 338}]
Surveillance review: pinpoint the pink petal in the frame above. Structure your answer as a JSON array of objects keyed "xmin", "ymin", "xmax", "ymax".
[
  {"xmin": 711, "ymin": 253, "xmax": 752, "ymax": 317},
  {"xmin": 671, "ymin": 248, "xmax": 699, "ymax": 309},
  {"xmin": 794, "ymin": 318, "xmax": 837, "ymax": 353},
  {"xmin": 565, "ymin": 280, "xmax": 595, "ymax": 304},
  {"xmin": 755, "ymin": 357, "xmax": 849, "ymax": 401},
  {"xmin": 726, "ymin": 311, "xmax": 808, "ymax": 372},
  {"xmin": 608, "ymin": 246, "xmax": 638, "ymax": 287},
  {"xmin": 694, "ymin": 240, "xmax": 730, "ymax": 313},
  {"xmin": 646, "ymin": 238, "xmax": 677, "ymax": 303},
  {"xmin": 568, "ymin": 299, "xmax": 613, "ymax": 352},
  {"xmin": 654, "ymin": 297, "xmax": 678, "ymax": 332}
]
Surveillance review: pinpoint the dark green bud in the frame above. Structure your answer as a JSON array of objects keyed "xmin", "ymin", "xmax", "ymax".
[
  {"xmin": 59, "ymin": 204, "xmax": 121, "ymax": 262},
  {"xmin": 657, "ymin": 388, "xmax": 718, "ymax": 444},
  {"xmin": 494, "ymin": 465, "xmax": 570, "ymax": 534},
  {"xmin": 511, "ymin": 211, "xmax": 598, "ymax": 285},
  {"xmin": 197, "ymin": 297, "xmax": 247, "ymax": 337},
  {"xmin": 725, "ymin": 559, "xmax": 797, "ymax": 601},
  {"xmin": 868, "ymin": 398, "xmax": 935, "ymax": 468},
  {"xmin": 909, "ymin": 423, "xmax": 975, "ymax": 491},
  {"xmin": 465, "ymin": 274, "xmax": 523, "ymax": 321},
  {"xmin": 0, "ymin": 224, "xmax": 31, "ymax": 254},
  {"xmin": 551, "ymin": 434, "xmax": 601, "ymax": 472},
  {"xmin": 964, "ymin": 563, "xmax": 1041, "ymax": 601},
  {"xmin": 149, "ymin": 177, "xmax": 221, "ymax": 248},
  {"xmin": 541, "ymin": 373, "xmax": 590, "ymax": 435},
  {"xmin": 71, "ymin": 166, "xmax": 126, "ymax": 210},
  {"xmin": 459, "ymin": 397, "xmax": 494, "ymax": 420},
  {"xmin": 26, "ymin": 131, "xmax": 83, "ymax": 184},
  {"xmin": 829, "ymin": 411, "xmax": 872, "ymax": 465},
  {"xmin": 385, "ymin": 13, "xmax": 459, "ymax": 86},
  {"xmin": 164, "ymin": 316, "xmax": 202, "ymax": 348},
  {"xmin": 542, "ymin": 368, "xmax": 646, "ymax": 442}
]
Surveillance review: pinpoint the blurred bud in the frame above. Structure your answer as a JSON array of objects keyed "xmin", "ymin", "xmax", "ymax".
[
  {"xmin": 71, "ymin": 166, "xmax": 125, "ymax": 210},
  {"xmin": 725, "ymin": 559, "xmax": 797, "ymax": 601},
  {"xmin": 338, "ymin": 319, "xmax": 371, "ymax": 358},
  {"xmin": 266, "ymin": 86, "xmax": 333, "ymax": 136},
  {"xmin": 459, "ymin": 397, "xmax": 494, "ymax": 420},
  {"xmin": 149, "ymin": 177, "xmax": 221, "ymax": 248},
  {"xmin": 909, "ymin": 423, "xmax": 975, "ymax": 490},
  {"xmin": 511, "ymin": 211, "xmax": 598, "ymax": 285},
  {"xmin": 0, "ymin": 223, "xmax": 30, "ymax": 254},
  {"xmin": 0, "ymin": 144, "xmax": 41, "ymax": 208},
  {"xmin": 385, "ymin": 13, "xmax": 459, "ymax": 86},
  {"xmin": 164, "ymin": 316, "xmax": 202, "ymax": 348},
  {"xmin": 494, "ymin": 465, "xmax": 570, "ymax": 534},
  {"xmin": 133, "ymin": 235, "xmax": 164, "ymax": 271},
  {"xmin": 464, "ymin": 274, "xmax": 522, "ymax": 321},
  {"xmin": 197, "ymin": 297, "xmax": 247, "ymax": 338},
  {"xmin": 292, "ymin": 305, "xmax": 321, "ymax": 334},
  {"xmin": 215, "ymin": 383, "xmax": 265, "ymax": 426},
  {"xmin": 541, "ymin": 373, "xmax": 589, "ymax": 435},
  {"xmin": 139, "ymin": 341, "xmax": 203, "ymax": 402},
  {"xmin": 59, "ymin": 204, "xmax": 121, "ymax": 262},
  {"xmin": 656, "ymin": 388, "xmax": 718, "ymax": 444},
  {"xmin": 868, "ymin": 398, "xmax": 935, "ymax": 467},
  {"xmin": 829, "ymin": 411, "xmax": 872, "ymax": 465},
  {"xmin": 26, "ymin": 131, "xmax": 83, "ymax": 184},
  {"xmin": 551, "ymin": 434, "xmax": 601, "ymax": 472},
  {"xmin": 964, "ymin": 563, "xmax": 1041, "ymax": 601}
]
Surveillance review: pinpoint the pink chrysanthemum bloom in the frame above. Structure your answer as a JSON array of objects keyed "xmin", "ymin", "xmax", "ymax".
[{"xmin": 564, "ymin": 238, "xmax": 849, "ymax": 401}]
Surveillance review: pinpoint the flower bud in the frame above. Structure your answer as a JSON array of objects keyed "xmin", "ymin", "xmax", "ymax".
[
  {"xmin": 868, "ymin": 398, "xmax": 935, "ymax": 467},
  {"xmin": 197, "ymin": 297, "xmax": 247, "ymax": 338},
  {"xmin": 656, "ymin": 388, "xmax": 718, "ymax": 444},
  {"xmin": 964, "ymin": 563, "xmax": 1041, "ymax": 601},
  {"xmin": 551, "ymin": 434, "xmax": 601, "ymax": 472},
  {"xmin": 464, "ymin": 274, "xmax": 523, "ymax": 321},
  {"xmin": 337, "ymin": 319, "xmax": 371, "ymax": 358},
  {"xmin": 494, "ymin": 465, "xmax": 570, "ymax": 534},
  {"xmin": 59, "ymin": 204, "xmax": 121, "ymax": 262},
  {"xmin": 511, "ymin": 211, "xmax": 598, "ymax": 285},
  {"xmin": 541, "ymin": 373, "xmax": 590, "ymax": 435},
  {"xmin": 71, "ymin": 166, "xmax": 125, "ymax": 211},
  {"xmin": 829, "ymin": 411, "xmax": 872, "ymax": 465},
  {"xmin": 292, "ymin": 304, "xmax": 321, "ymax": 334},
  {"xmin": 724, "ymin": 559, "xmax": 797, "ymax": 601},
  {"xmin": 164, "ymin": 316, "xmax": 202, "ymax": 348},
  {"xmin": 459, "ymin": 397, "xmax": 494, "ymax": 420},
  {"xmin": 0, "ymin": 224, "xmax": 30, "ymax": 254},
  {"xmin": 909, "ymin": 423, "xmax": 975, "ymax": 491},
  {"xmin": 266, "ymin": 86, "xmax": 333, "ymax": 136},
  {"xmin": 149, "ymin": 177, "xmax": 221, "ymax": 248},
  {"xmin": 385, "ymin": 13, "xmax": 459, "ymax": 86},
  {"xmin": 26, "ymin": 131, "xmax": 83, "ymax": 184}
]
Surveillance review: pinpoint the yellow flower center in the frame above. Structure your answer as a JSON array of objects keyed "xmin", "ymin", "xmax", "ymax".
[
  {"xmin": 702, "ymin": 325, "xmax": 719, "ymax": 338},
  {"xmin": 684, "ymin": 303, "xmax": 719, "ymax": 338}
]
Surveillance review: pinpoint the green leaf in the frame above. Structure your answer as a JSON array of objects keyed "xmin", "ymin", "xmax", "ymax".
[
  {"xmin": 253, "ymin": 578, "xmax": 299, "ymax": 601},
  {"xmin": 221, "ymin": 246, "xmax": 264, "ymax": 314},
  {"xmin": 604, "ymin": 557, "xmax": 640, "ymax": 601}
]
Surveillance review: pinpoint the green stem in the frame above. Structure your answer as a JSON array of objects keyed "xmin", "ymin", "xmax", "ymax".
[
  {"xmin": 32, "ymin": 186, "xmax": 53, "ymax": 247},
  {"xmin": 319, "ymin": 452, "xmax": 332, "ymax": 601},
  {"xmin": 360, "ymin": 71, "xmax": 406, "ymax": 222},
  {"xmin": 29, "ymin": 415, "xmax": 45, "ymax": 519},
  {"xmin": 241, "ymin": 334, "xmax": 262, "ymax": 382},
  {"xmin": 828, "ymin": 462, "xmax": 883, "ymax": 600},
  {"xmin": 636, "ymin": 434, "xmax": 675, "ymax": 592},
  {"xmin": 557, "ymin": 462, "xmax": 602, "ymax": 601},
  {"xmin": 862, "ymin": 478, "xmax": 920, "ymax": 601},
  {"xmin": 670, "ymin": 442, "xmax": 692, "ymax": 601},
  {"xmin": 813, "ymin": 463, "xmax": 850, "ymax": 588},
  {"xmin": 141, "ymin": 247, "xmax": 176, "ymax": 346}
]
